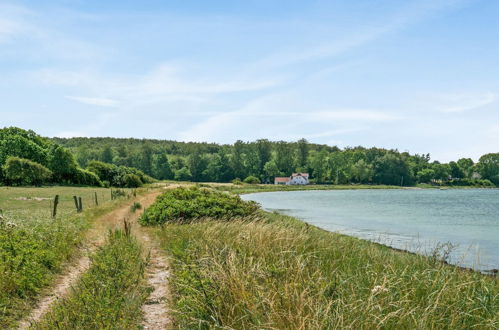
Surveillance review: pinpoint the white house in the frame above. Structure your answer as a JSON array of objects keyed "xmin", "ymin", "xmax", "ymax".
[{"xmin": 274, "ymin": 173, "xmax": 309, "ymax": 185}]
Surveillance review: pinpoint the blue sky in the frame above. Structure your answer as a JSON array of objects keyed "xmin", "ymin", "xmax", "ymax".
[{"xmin": 1, "ymin": 0, "xmax": 498, "ymax": 161}]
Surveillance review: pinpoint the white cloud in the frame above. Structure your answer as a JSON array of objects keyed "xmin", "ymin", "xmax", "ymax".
[
  {"xmin": 32, "ymin": 63, "xmax": 282, "ymax": 109},
  {"xmin": 65, "ymin": 95, "xmax": 119, "ymax": 107},
  {"xmin": 252, "ymin": 0, "xmax": 469, "ymax": 70},
  {"xmin": 437, "ymin": 92, "xmax": 496, "ymax": 113}
]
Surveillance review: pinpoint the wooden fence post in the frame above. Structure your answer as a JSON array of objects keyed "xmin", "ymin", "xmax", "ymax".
[
  {"xmin": 73, "ymin": 196, "xmax": 79, "ymax": 212},
  {"xmin": 94, "ymin": 192, "xmax": 98, "ymax": 206},
  {"xmin": 52, "ymin": 195, "xmax": 59, "ymax": 218},
  {"xmin": 78, "ymin": 197, "xmax": 83, "ymax": 212}
]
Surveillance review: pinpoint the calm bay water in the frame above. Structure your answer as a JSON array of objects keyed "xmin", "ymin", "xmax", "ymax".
[{"xmin": 242, "ymin": 189, "xmax": 499, "ymax": 271}]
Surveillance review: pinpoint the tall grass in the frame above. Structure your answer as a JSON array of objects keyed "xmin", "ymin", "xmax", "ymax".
[
  {"xmin": 0, "ymin": 186, "xmax": 137, "ymax": 328},
  {"xmin": 158, "ymin": 212, "xmax": 499, "ymax": 329},
  {"xmin": 33, "ymin": 228, "xmax": 148, "ymax": 329}
]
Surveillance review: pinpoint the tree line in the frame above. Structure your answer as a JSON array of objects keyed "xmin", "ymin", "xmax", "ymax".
[
  {"xmin": 53, "ymin": 135, "xmax": 499, "ymax": 187},
  {"xmin": 0, "ymin": 127, "xmax": 153, "ymax": 187}
]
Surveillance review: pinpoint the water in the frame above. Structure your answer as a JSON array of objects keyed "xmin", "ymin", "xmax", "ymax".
[{"xmin": 242, "ymin": 189, "xmax": 499, "ymax": 271}]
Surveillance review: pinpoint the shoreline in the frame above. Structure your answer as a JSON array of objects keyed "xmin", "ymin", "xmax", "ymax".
[
  {"xmin": 265, "ymin": 209, "xmax": 499, "ymax": 277},
  {"xmin": 237, "ymin": 187, "xmax": 499, "ymax": 277}
]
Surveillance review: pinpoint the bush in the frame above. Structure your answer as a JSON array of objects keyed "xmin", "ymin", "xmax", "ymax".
[
  {"xmin": 231, "ymin": 178, "xmax": 243, "ymax": 185},
  {"xmin": 74, "ymin": 168, "xmax": 102, "ymax": 186},
  {"xmin": 139, "ymin": 187, "xmax": 259, "ymax": 225},
  {"xmin": 87, "ymin": 160, "xmax": 149, "ymax": 187},
  {"xmin": 122, "ymin": 174, "xmax": 143, "ymax": 188},
  {"xmin": 130, "ymin": 202, "xmax": 142, "ymax": 213},
  {"xmin": 2, "ymin": 157, "xmax": 52, "ymax": 186},
  {"xmin": 243, "ymin": 176, "xmax": 261, "ymax": 184}
]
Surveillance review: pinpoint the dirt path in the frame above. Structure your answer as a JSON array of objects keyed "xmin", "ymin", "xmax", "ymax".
[
  {"xmin": 135, "ymin": 221, "xmax": 172, "ymax": 329},
  {"xmin": 18, "ymin": 191, "xmax": 162, "ymax": 329},
  {"xmin": 132, "ymin": 188, "xmax": 173, "ymax": 329}
]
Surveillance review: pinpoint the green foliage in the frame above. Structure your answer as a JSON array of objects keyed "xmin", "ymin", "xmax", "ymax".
[
  {"xmin": 151, "ymin": 153, "xmax": 173, "ymax": 180},
  {"xmin": 417, "ymin": 168, "xmax": 436, "ymax": 183},
  {"xmin": 47, "ymin": 145, "xmax": 79, "ymax": 183},
  {"xmin": 0, "ymin": 186, "xmax": 119, "ymax": 326},
  {"xmin": 243, "ymin": 175, "xmax": 261, "ymax": 184},
  {"xmin": 139, "ymin": 187, "xmax": 259, "ymax": 225},
  {"xmin": 122, "ymin": 173, "xmax": 142, "ymax": 188},
  {"xmin": 231, "ymin": 178, "xmax": 242, "ymax": 185},
  {"xmin": 0, "ymin": 127, "xmax": 100, "ymax": 187},
  {"xmin": 50, "ymin": 129, "xmax": 497, "ymax": 187},
  {"xmin": 130, "ymin": 201, "xmax": 142, "ymax": 212},
  {"xmin": 34, "ymin": 229, "xmax": 147, "ymax": 329},
  {"xmin": 74, "ymin": 168, "xmax": 102, "ymax": 186},
  {"xmin": 174, "ymin": 167, "xmax": 192, "ymax": 181},
  {"xmin": 3, "ymin": 157, "xmax": 52, "ymax": 186},
  {"xmin": 86, "ymin": 160, "xmax": 150, "ymax": 188},
  {"xmin": 159, "ymin": 213, "xmax": 499, "ymax": 329},
  {"xmin": 477, "ymin": 153, "xmax": 499, "ymax": 185}
]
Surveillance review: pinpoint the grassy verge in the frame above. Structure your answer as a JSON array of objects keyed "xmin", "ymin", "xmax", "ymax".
[
  {"xmin": 0, "ymin": 186, "xmax": 141, "ymax": 328},
  {"xmin": 208, "ymin": 183, "xmax": 404, "ymax": 194},
  {"xmin": 157, "ymin": 212, "xmax": 499, "ymax": 329},
  {"xmin": 33, "ymin": 228, "xmax": 148, "ymax": 329}
]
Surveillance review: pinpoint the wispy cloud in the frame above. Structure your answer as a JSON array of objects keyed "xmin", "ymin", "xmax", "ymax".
[
  {"xmin": 437, "ymin": 92, "xmax": 496, "ymax": 113},
  {"xmin": 65, "ymin": 95, "xmax": 119, "ymax": 107},
  {"xmin": 33, "ymin": 64, "xmax": 282, "ymax": 108},
  {"xmin": 252, "ymin": 0, "xmax": 469, "ymax": 70}
]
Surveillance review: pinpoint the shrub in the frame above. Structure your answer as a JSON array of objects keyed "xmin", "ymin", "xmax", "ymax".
[
  {"xmin": 243, "ymin": 176, "xmax": 261, "ymax": 184},
  {"xmin": 122, "ymin": 174, "xmax": 142, "ymax": 188},
  {"xmin": 2, "ymin": 157, "xmax": 52, "ymax": 186},
  {"xmin": 74, "ymin": 168, "xmax": 102, "ymax": 186},
  {"xmin": 139, "ymin": 187, "xmax": 259, "ymax": 225},
  {"xmin": 87, "ymin": 160, "xmax": 149, "ymax": 187},
  {"xmin": 231, "ymin": 178, "xmax": 243, "ymax": 185},
  {"xmin": 130, "ymin": 202, "xmax": 142, "ymax": 213}
]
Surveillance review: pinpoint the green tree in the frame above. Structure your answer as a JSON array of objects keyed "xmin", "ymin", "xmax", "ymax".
[
  {"xmin": 174, "ymin": 167, "xmax": 192, "ymax": 181},
  {"xmin": 3, "ymin": 157, "xmax": 52, "ymax": 186},
  {"xmin": 47, "ymin": 145, "xmax": 78, "ymax": 183},
  {"xmin": 188, "ymin": 151, "xmax": 208, "ymax": 182},
  {"xmin": 263, "ymin": 160, "xmax": 282, "ymax": 182},
  {"xmin": 296, "ymin": 138, "xmax": 309, "ymax": 168},
  {"xmin": 351, "ymin": 159, "xmax": 373, "ymax": 183},
  {"xmin": 231, "ymin": 140, "xmax": 246, "ymax": 179},
  {"xmin": 152, "ymin": 153, "xmax": 173, "ymax": 180},
  {"xmin": 373, "ymin": 153, "xmax": 414, "ymax": 186},
  {"xmin": 477, "ymin": 153, "xmax": 499, "ymax": 185},
  {"xmin": 100, "ymin": 146, "xmax": 114, "ymax": 163},
  {"xmin": 310, "ymin": 149, "xmax": 329, "ymax": 183},
  {"xmin": 255, "ymin": 139, "xmax": 272, "ymax": 175},
  {"xmin": 457, "ymin": 158, "xmax": 474, "ymax": 178},
  {"xmin": 416, "ymin": 168, "xmax": 435, "ymax": 183},
  {"xmin": 275, "ymin": 141, "xmax": 294, "ymax": 175}
]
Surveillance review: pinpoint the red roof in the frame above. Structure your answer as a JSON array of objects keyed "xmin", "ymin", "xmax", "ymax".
[{"xmin": 274, "ymin": 177, "xmax": 290, "ymax": 182}]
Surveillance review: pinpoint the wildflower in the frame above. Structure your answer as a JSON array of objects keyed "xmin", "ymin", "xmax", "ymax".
[{"xmin": 371, "ymin": 285, "xmax": 388, "ymax": 294}]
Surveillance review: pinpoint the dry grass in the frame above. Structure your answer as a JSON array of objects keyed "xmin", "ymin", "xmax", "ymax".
[{"xmin": 158, "ymin": 212, "xmax": 499, "ymax": 329}]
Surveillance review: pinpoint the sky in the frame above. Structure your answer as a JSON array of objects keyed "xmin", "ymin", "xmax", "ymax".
[{"xmin": 0, "ymin": 0, "xmax": 498, "ymax": 162}]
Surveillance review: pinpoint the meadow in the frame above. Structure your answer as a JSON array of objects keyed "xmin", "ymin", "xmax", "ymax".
[
  {"xmin": 143, "ymin": 187, "xmax": 499, "ymax": 329},
  {"xmin": 0, "ymin": 186, "xmax": 134, "ymax": 328},
  {"xmin": 33, "ymin": 228, "xmax": 148, "ymax": 329}
]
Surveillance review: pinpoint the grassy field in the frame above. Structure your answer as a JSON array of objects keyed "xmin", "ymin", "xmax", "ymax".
[
  {"xmin": 207, "ymin": 183, "xmax": 403, "ymax": 194},
  {"xmin": 33, "ymin": 228, "xmax": 148, "ymax": 329},
  {"xmin": 155, "ymin": 211, "xmax": 498, "ymax": 328},
  {"xmin": 0, "ymin": 186, "xmax": 136, "ymax": 328}
]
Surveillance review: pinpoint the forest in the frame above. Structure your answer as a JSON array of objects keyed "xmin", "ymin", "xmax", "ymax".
[
  {"xmin": 0, "ymin": 126, "xmax": 497, "ymax": 187},
  {"xmin": 53, "ymin": 134, "xmax": 499, "ymax": 187},
  {"xmin": 0, "ymin": 127, "xmax": 153, "ymax": 187}
]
